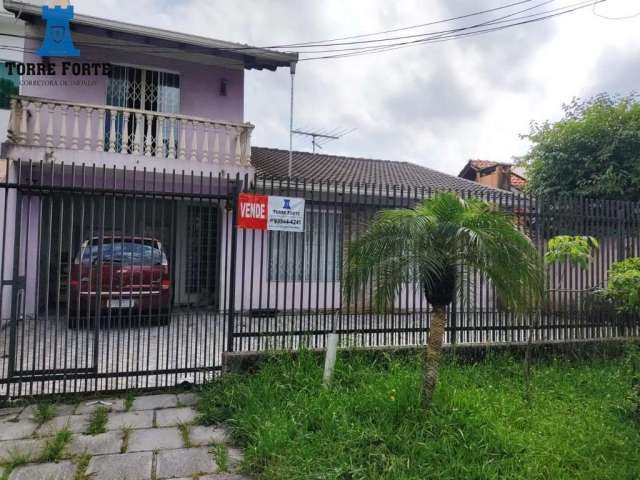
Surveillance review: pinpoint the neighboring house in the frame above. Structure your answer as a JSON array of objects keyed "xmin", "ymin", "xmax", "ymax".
[
  {"xmin": 458, "ymin": 160, "xmax": 527, "ymax": 192},
  {"xmin": 0, "ymin": 0, "xmax": 297, "ymax": 320}
]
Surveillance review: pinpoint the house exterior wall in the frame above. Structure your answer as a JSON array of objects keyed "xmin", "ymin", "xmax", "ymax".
[{"xmin": 21, "ymin": 24, "xmax": 245, "ymax": 123}]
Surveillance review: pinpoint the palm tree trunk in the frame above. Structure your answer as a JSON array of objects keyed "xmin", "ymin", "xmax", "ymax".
[{"xmin": 423, "ymin": 305, "xmax": 447, "ymax": 408}]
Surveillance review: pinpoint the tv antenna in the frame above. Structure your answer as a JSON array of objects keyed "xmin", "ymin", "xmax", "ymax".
[{"xmin": 292, "ymin": 127, "xmax": 356, "ymax": 154}]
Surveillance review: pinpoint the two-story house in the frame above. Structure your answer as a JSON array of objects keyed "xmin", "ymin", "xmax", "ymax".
[{"xmin": 0, "ymin": 0, "xmax": 297, "ymax": 325}]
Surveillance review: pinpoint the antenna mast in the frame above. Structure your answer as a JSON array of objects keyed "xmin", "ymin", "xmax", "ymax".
[{"xmin": 292, "ymin": 128, "xmax": 356, "ymax": 154}]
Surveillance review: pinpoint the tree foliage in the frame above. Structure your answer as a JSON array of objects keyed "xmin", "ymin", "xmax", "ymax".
[
  {"xmin": 521, "ymin": 94, "xmax": 640, "ymax": 200},
  {"xmin": 344, "ymin": 192, "xmax": 543, "ymax": 312},
  {"xmin": 602, "ymin": 257, "xmax": 640, "ymax": 315},
  {"xmin": 344, "ymin": 192, "xmax": 544, "ymax": 407},
  {"xmin": 545, "ymin": 235, "xmax": 600, "ymax": 270}
]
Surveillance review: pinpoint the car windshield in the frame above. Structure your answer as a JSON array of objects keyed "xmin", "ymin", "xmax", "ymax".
[{"xmin": 78, "ymin": 241, "xmax": 166, "ymax": 266}]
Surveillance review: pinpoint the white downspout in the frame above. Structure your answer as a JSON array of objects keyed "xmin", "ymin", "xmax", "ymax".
[{"xmin": 288, "ymin": 61, "xmax": 296, "ymax": 179}]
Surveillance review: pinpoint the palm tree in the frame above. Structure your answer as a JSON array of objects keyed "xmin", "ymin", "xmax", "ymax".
[{"xmin": 344, "ymin": 192, "xmax": 543, "ymax": 408}]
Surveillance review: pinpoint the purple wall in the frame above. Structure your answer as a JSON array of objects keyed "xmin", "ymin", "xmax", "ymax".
[{"xmin": 22, "ymin": 27, "xmax": 244, "ymax": 123}]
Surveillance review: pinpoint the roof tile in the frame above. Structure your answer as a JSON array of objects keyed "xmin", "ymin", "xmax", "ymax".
[{"xmin": 252, "ymin": 147, "xmax": 499, "ymax": 193}]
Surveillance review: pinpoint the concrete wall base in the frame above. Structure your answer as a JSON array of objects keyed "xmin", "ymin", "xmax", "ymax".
[{"xmin": 222, "ymin": 337, "xmax": 640, "ymax": 373}]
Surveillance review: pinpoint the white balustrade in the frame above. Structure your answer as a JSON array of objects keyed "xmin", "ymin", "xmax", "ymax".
[
  {"xmin": 96, "ymin": 109, "xmax": 105, "ymax": 152},
  {"xmin": 83, "ymin": 108, "xmax": 93, "ymax": 151},
  {"xmin": 46, "ymin": 104, "xmax": 55, "ymax": 148},
  {"xmin": 5, "ymin": 96, "xmax": 254, "ymax": 167},
  {"xmin": 121, "ymin": 111, "xmax": 130, "ymax": 154}
]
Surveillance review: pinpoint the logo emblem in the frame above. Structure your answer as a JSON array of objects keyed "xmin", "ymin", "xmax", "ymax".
[
  {"xmin": 51, "ymin": 26, "xmax": 66, "ymax": 44},
  {"xmin": 37, "ymin": 2, "xmax": 80, "ymax": 57},
  {"xmin": 283, "ymin": 199, "xmax": 292, "ymax": 210}
]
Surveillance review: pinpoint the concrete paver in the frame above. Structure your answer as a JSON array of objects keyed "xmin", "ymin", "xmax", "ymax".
[
  {"xmin": 19, "ymin": 403, "xmax": 76, "ymax": 421},
  {"xmin": 0, "ymin": 438, "xmax": 46, "ymax": 462},
  {"xmin": 177, "ymin": 392, "xmax": 198, "ymax": 406},
  {"xmin": 0, "ymin": 418, "xmax": 38, "ymax": 441},
  {"xmin": 131, "ymin": 394, "xmax": 177, "ymax": 411},
  {"xmin": 8, "ymin": 460, "xmax": 76, "ymax": 480},
  {"xmin": 155, "ymin": 447, "xmax": 217, "ymax": 479},
  {"xmin": 105, "ymin": 410, "xmax": 154, "ymax": 431},
  {"xmin": 37, "ymin": 414, "xmax": 91, "ymax": 436},
  {"xmin": 0, "ymin": 407, "xmax": 22, "ymax": 420},
  {"xmin": 67, "ymin": 431, "xmax": 123, "ymax": 456},
  {"xmin": 0, "ymin": 394, "xmax": 249, "ymax": 479},
  {"xmin": 190, "ymin": 425, "xmax": 230, "ymax": 446},
  {"xmin": 86, "ymin": 451, "xmax": 153, "ymax": 480},
  {"xmin": 127, "ymin": 427, "xmax": 184, "ymax": 452},
  {"xmin": 155, "ymin": 406, "xmax": 197, "ymax": 427}
]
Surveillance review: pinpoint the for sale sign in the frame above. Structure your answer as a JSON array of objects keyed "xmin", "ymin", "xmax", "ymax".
[
  {"xmin": 267, "ymin": 196, "xmax": 305, "ymax": 232},
  {"xmin": 237, "ymin": 194, "xmax": 305, "ymax": 232},
  {"xmin": 237, "ymin": 193, "xmax": 268, "ymax": 230}
]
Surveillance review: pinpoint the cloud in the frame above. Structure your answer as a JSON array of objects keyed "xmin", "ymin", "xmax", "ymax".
[{"xmin": 588, "ymin": 48, "xmax": 639, "ymax": 98}]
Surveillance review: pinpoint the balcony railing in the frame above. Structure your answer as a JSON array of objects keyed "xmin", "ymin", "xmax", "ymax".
[{"xmin": 6, "ymin": 96, "xmax": 254, "ymax": 167}]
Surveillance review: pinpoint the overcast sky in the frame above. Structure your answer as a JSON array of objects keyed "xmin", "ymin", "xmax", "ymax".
[{"xmin": 57, "ymin": 1, "xmax": 640, "ymax": 175}]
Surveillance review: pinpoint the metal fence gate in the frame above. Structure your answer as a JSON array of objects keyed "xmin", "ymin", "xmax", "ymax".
[{"xmin": 0, "ymin": 161, "xmax": 237, "ymax": 399}]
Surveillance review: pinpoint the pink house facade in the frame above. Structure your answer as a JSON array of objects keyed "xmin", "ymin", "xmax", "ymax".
[{"xmin": 0, "ymin": 0, "xmax": 297, "ymax": 322}]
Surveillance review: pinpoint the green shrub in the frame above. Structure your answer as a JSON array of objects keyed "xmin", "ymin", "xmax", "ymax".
[{"xmin": 602, "ymin": 257, "xmax": 640, "ymax": 315}]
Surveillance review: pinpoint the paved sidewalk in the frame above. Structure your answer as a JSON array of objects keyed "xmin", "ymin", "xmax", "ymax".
[{"xmin": 0, "ymin": 393, "xmax": 249, "ymax": 480}]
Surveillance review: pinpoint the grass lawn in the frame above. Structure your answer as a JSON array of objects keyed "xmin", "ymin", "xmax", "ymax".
[{"xmin": 199, "ymin": 350, "xmax": 640, "ymax": 480}]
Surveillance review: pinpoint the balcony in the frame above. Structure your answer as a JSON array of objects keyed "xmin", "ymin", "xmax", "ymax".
[{"xmin": 4, "ymin": 96, "xmax": 254, "ymax": 172}]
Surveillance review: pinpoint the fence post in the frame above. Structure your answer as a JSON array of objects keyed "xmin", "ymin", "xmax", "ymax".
[{"xmin": 226, "ymin": 178, "xmax": 240, "ymax": 353}]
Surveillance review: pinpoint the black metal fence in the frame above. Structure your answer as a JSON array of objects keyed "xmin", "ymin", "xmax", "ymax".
[
  {"xmin": 0, "ymin": 161, "xmax": 237, "ymax": 399},
  {"xmin": 0, "ymin": 161, "xmax": 638, "ymax": 399},
  {"xmin": 230, "ymin": 176, "xmax": 640, "ymax": 352}
]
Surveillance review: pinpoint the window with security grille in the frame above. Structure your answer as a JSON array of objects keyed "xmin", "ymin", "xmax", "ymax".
[
  {"xmin": 268, "ymin": 211, "xmax": 343, "ymax": 282},
  {"xmin": 105, "ymin": 65, "xmax": 180, "ymax": 155}
]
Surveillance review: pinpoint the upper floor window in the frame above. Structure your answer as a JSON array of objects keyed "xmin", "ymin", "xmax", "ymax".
[
  {"xmin": 105, "ymin": 65, "xmax": 180, "ymax": 155},
  {"xmin": 106, "ymin": 65, "xmax": 180, "ymax": 114},
  {"xmin": 0, "ymin": 62, "xmax": 20, "ymax": 110}
]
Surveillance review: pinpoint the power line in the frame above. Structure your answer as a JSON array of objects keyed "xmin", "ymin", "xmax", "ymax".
[
  {"xmin": 274, "ymin": 0, "xmax": 557, "ymax": 50},
  {"xmin": 277, "ymin": 0, "xmax": 538, "ymax": 46},
  {"xmin": 298, "ymin": 0, "xmax": 602, "ymax": 61},
  {"xmin": 0, "ymin": 0, "xmax": 604, "ymax": 62},
  {"xmin": 592, "ymin": 1, "xmax": 640, "ymax": 20},
  {"xmin": 0, "ymin": 0, "xmax": 541, "ymax": 52},
  {"xmin": 0, "ymin": 0, "xmax": 598, "ymax": 53}
]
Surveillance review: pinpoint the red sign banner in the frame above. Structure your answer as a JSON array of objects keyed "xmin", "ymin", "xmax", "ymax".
[{"xmin": 237, "ymin": 193, "xmax": 268, "ymax": 230}]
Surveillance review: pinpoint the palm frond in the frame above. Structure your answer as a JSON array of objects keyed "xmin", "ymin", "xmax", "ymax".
[{"xmin": 344, "ymin": 192, "xmax": 544, "ymax": 313}]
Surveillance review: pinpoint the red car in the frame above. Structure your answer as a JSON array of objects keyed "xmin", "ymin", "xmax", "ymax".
[{"xmin": 69, "ymin": 236, "xmax": 171, "ymax": 327}]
